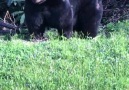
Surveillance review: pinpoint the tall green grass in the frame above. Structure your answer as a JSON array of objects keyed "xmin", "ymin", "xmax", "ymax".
[{"xmin": 0, "ymin": 21, "xmax": 129, "ymax": 90}]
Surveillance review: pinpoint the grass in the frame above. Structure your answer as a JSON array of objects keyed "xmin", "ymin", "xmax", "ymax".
[{"xmin": 1, "ymin": 21, "xmax": 129, "ymax": 90}]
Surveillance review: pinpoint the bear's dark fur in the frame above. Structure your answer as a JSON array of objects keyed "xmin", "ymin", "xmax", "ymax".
[{"xmin": 25, "ymin": 0, "xmax": 103, "ymax": 38}]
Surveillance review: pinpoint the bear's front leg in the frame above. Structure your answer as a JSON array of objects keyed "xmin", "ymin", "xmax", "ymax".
[
  {"xmin": 59, "ymin": 7, "xmax": 73, "ymax": 39},
  {"xmin": 25, "ymin": 12, "xmax": 45, "ymax": 40}
]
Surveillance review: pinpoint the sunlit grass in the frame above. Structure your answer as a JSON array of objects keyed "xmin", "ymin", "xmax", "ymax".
[{"xmin": 0, "ymin": 21, "xmax": 129, "ymax": 90}]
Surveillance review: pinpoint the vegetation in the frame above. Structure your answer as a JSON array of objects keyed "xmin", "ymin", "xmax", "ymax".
[
  {"xmin": 0, "ymin": 20, "xmax": 129, "ymax": 89},
  {"xmin": 103, "ymin": 0, "xmax": 129, "ymax": 24},
  {"xmin": 0, "ymin": 0, "xmax": 129, "ymax": 90}
]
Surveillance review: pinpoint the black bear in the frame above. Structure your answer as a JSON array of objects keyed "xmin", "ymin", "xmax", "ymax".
[{"xmin": 25, "ymin": 0, "xmax": 103, "ymax": 39}]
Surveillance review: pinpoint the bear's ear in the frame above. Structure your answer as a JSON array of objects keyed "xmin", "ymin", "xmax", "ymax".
[{"xmin": 32, "ymin": 0, "xmax": 46, "ymax": 4}]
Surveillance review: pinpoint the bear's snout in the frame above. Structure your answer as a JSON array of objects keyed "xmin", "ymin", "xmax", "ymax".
[{"xmin": 32, "ymin": 0, "xmax": 46, "ymax": 4}]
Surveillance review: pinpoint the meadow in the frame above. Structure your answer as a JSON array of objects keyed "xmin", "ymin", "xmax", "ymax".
[{"xmin": 0, "ymin": 21, "xmax": 129, "ymax": 90}]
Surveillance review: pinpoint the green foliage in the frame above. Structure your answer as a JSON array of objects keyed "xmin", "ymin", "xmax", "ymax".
[
  {"xmin": 0, "ymin": 0, "xmax": 25, "ymax": 24},
  {"xmin": 105, "ymin": 20, "xmax": 129, "ymax": 32},
  {"xmin": 0, "ymin": 21, "xmax": 129, "ymax": 90},
  {"xmin": 6, "ymin": 0, "xmax": 25, "ymax": 6},
  {"xmin": 9, "ymin": 0, "xmax": 25, "ymax": 25}
]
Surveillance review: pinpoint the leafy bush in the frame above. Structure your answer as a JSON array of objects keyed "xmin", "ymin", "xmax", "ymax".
[
  {"xmin": 0, "ymin": 0, "xmax": 25, "ymax": 25},
  {"xmin": 102, "ymin": 0, "xmax": 129, "ymax": 24}
]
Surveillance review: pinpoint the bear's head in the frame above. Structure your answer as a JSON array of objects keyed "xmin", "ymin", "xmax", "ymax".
[{"xmin": 31, "ymin": 0, "xmax": 46, "ymax": 4}]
